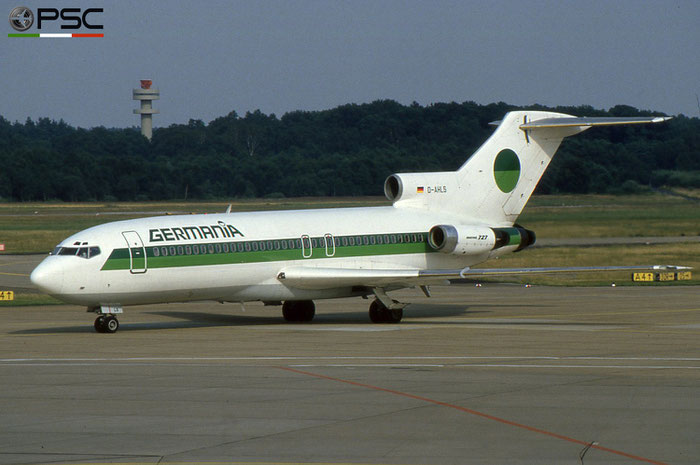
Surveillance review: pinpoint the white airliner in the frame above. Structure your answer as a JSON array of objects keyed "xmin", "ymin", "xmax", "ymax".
[{"xmin": 30, "ymin": 111, "xmax": 682, "ymax": 333}]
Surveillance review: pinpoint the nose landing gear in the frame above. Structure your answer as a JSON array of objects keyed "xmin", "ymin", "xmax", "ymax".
[
  {"xmin": 90, "ymin": 305, "xmax": 123, "ymax": 333},
  {"xmin": 94, "ymin": 314, "xmax": 120, "ymax": 333}
]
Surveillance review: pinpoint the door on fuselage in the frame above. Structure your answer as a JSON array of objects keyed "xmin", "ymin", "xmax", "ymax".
[{"xmin": 121, "ymin": 231, "xmax": 147, "ymax": 274}]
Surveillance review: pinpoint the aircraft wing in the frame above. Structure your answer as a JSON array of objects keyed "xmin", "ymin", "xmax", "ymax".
[{"xmin": 277, "ymin": 265, "xmax": 689, "ymax": 290}]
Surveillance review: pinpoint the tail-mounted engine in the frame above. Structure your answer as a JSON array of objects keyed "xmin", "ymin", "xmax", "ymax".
[
  {"xmin": 428, "ymin": 224, "xmax": 536, "ymax": 256},
  {"xmin": 384, "ymin": 172, "xmax": 459, "ymax": 206},
  {"xmin": 492, "ymin": 225, "xmax": 536, "ymax": 253}
]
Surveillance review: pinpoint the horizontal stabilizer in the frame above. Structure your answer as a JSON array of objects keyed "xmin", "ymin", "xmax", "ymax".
[{"xmin": 520, "ymin": 116, "xmax": 672, "ymax": 130}]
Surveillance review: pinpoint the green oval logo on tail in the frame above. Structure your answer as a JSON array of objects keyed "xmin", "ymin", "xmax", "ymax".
[{"xmin": 493, "ymin": 149, "xmax": 520, "ymax": 193}]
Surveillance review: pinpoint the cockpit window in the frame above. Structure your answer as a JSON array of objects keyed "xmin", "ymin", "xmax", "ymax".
[
  {"xmin": 58, "ymin": 247, "xmax": 79, "ymax": 256},
  {"xmin": 52, "ymin": 246, "xmax": 101, "ymax": 259}
]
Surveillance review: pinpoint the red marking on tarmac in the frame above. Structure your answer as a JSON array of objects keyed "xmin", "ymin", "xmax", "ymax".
[{"xmin": 279, "ymin": 366, "xmax": 669, "ymax": 465}]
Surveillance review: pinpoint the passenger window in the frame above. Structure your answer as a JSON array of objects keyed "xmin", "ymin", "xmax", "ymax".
[
  {"xmin": 153, "ymin": 248, "xmax": 160, "ymax": 257},
  {"xmin": 215, "ymin": 244, "xmax": 222, "ymax": 253},
  {"xmin": 341, "ymin": 237, "xmax": 348, "ymax": 247},
  {"xmin": 208, "ymin": 244, "xmax": 215, "ymax": 254},
  {"xmin": 186, "ymin": 245, "xmax": 192, "ymax": 255},
  {"xmin": 177, "ymin": 246, "xmax": 184, "ymax": 255},
  {"xmin": 169, "ymin": 246, "xmax": 177, "ymax": 256},
  {"xmin": 200, "ymin": 245, "xmax": 207, "ymax": 254},
  {"xmin": 222, "ymin": 243, "xmax": 229, "ymax": 253}
]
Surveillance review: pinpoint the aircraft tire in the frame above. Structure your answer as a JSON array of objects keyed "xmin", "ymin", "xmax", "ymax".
[
  {"xmin": 386, "ymin": 308, "xmax": 403, "ymax": 323},
  {"xmin": 369, "ymin": 300, "xmax": 403, "ymax": 323},
  {"xmin": 103, "ymin": 315, "xmax": 119, "ymax": 333},
  {"xmin": 94, "ymin": 315, "xmax": 107, "ymax": 333},
  {"xmin": 282, "ymin": 301, "xmax": 315, "ymax": 323},
  {"xmin": 369, "ymin": 299, "xmax": 388, "ymax": 323},
  {"xmin": 298, "ymin": 300, "xmax": 315, "ymax": 322}
]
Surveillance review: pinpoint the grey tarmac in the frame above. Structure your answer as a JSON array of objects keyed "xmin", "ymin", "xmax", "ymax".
[{"xmin": 0, "ymin": 278, "xmax": 698, "ymax": 465}]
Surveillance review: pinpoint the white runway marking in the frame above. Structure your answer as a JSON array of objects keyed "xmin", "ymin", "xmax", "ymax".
[
  {"xmin": 289, "ymin": 364, "xmax": 700, "ymax": 370},
  {"xmin": 2, "ymin": 355, "xmax": 699, "ymax": 371},
  {"xmin": 2, "ymin": 355, "xmax": 700, "ymax": 362}
]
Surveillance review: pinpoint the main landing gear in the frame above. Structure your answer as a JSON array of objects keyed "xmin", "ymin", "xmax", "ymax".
[
  {"xmin": 281, "ymin": 296, "xmax": 405, "ymax": 324},
  {"xmin": 282, "ymin": 300, "xmax": 316, "ymax": 322},
  {"xmin": 94, "ymin": 314, "xmax": 119, "ymax": 333},
  {"xmin": 368, "ymin": 299, "xmax": 403, "ymax": 323}
]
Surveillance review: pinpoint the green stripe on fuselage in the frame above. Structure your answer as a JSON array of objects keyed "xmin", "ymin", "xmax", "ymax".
[{"xmin": 101, "ymin": 233, "xmax": 434, "ymax": 271}]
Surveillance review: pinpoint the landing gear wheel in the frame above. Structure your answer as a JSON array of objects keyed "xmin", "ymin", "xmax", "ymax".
[
  {"xmin": 369, "ymin": 300, "xmax": 403, "ymax": 323},
  {"xmin": 386, "ymin": 308, "xmax": 403, "ymax": 323},
  {"xmin": 94, "ymin": 315, "xmax": 107, "ymax": 333},
  {"xmin": 369, "ymin": 300, "xmax": 384, "ymax": 323},
  {"xmin": 282, "ymin": 300, "xmax": 315, "ymax": 322},
  {"xmin": 102, "ymin": 315, "xmax": 119, "ymax": 333}
]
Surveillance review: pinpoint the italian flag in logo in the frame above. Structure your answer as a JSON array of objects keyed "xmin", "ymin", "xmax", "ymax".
[{"xmin": 417, "ymin": 186, "xmax": 424, "ymax": 193}]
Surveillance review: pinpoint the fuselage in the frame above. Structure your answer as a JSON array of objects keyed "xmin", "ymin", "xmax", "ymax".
[{"xmin": 30, "ymin": 205, "xmax": 492, "ymax": 308}]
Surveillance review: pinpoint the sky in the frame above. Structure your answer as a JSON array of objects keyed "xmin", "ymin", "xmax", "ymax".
[{"xmin": 2, "ymin": 0, "xmax": 699, "ymax": 128}]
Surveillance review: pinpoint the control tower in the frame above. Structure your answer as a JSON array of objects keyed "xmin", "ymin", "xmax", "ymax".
[{"xmin": 132, "ymin": 80, "xmax": 159, "ymax": 141}]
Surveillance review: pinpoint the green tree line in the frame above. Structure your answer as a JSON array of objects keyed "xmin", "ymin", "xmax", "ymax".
[{"xmin": 1, "ymin": 100, "xmax": 698, "ymax": 201}]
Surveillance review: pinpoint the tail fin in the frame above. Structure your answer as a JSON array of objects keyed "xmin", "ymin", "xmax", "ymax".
[
  {"xmin": 386, "ymin": 111, "xmax": 670, "ymax": 226},
  {"xmin": 456, "ymin": 110, "xmax": 572, "ymax": 225}
]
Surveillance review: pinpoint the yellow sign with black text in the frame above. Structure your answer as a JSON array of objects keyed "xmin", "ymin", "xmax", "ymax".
[{"xmin": 632, "ymin": 273, "xmax": 654, "ymax": 282}]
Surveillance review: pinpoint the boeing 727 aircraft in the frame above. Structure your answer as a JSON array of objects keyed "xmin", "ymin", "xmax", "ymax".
[{"xmin": 30, "ymin": 111, "xmax": 682, "ymax": 332}]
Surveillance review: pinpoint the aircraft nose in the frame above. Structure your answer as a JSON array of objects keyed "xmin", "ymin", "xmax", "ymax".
[{"xmin": 30, "ymin": 259, "xmax": 65, "ymax": 295}]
